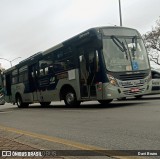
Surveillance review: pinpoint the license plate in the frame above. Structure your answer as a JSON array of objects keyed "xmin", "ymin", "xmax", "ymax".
[{"xmin": 131, "ymin": 88, "xmax": 139, "ymax": 92}]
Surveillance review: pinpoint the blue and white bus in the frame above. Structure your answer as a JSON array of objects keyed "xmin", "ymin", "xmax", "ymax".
[{"xmin": 4, "ymin": 26, "xmax": 152, "ymax": 107}]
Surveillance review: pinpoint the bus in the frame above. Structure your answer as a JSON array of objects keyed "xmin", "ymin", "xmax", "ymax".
[
  {"xmin": 0, "ymin": 70, "xmax": 5, "ymax": 105},
  {"xmin": 4, "ymin": 26, "xmax": 152, "ymax": 108}
]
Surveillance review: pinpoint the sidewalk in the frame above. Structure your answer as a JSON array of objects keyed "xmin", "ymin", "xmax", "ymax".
[
  {"xmin": 0, "ymin": 136, "xmax": 63, "ymax": 159},
  {"xmin": 0, "ymin": 136, "xmax": 37, "ymax": 151},
  {"xmin": 0, "ymin": 127, "xmax": 109, "ymax": 159}
]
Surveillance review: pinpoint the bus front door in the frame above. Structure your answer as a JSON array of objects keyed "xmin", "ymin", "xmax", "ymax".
[
  {"xmin": 5, "ymin": 74, "xmax": 12, "ymax": 102},
  {"xmin": 28, "ymin": 64, "xmax": 39, "ymax": 101},
  {"xmin": 79, "ymin": 50, "xmax": 99, "ymax": 99}
]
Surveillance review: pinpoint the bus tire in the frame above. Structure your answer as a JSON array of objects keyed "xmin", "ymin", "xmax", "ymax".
[
  {"xmin": 16, "ymin": 95, "xmax": 29, "ymax": 108},
  {"xmin": 98, "ymin": 100, "xmax": 113, "ymax": 105},
  {"xmin": 63, "ymin": 89, "xmax": 81, "ymax": 107},
  {"xmin": 40, "ymin": 102, "xmax": 51, "ymax": 107}
]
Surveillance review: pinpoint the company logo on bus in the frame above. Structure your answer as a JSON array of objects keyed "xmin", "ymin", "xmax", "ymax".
[{"xmin": 79, "ymin": 32, "xmax": 90, "ymax": 39}]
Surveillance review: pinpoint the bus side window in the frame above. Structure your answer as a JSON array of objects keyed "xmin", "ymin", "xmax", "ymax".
[
  {"xmin": 31, "ymin": 71, "xmax": 34, "ymax": 77},
  {"xmin": 12, "ymin": 69, "xmax": 18, "ymax": 84},
  {"xmin": 40, "ymin": 69, "xmax": 44, "ymax": 76},
  {"xmin": 39, "ymin": 54, "xmax": 54, "ymax": 76},
  {"xmin": 48, "ymin": 66, "xmax": 54, "ymax": 74},
  {"xmin": 53, "ymin": 47, "xmax": 75, "ymax": 73},
  {"xmin": 39, "ymin": 63, "xmax": 47, "ymax": 76},
  {"xmin": 53, "ymin": 62, "xmax": 65, "ymax": 73},
  {"xmin": 45, "ymin": 67, "xmax": 48, "ymax": 75}
]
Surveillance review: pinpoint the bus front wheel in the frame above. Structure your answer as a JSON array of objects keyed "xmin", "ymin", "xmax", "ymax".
[{"xmin": 63, "ymin": 89, "xmax": 81, "ymax": 107}]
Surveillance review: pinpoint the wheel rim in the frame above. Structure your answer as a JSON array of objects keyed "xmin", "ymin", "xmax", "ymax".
[
  {"xmin": 66, "ymin": 93, "xmax": 75, "ymax": 104},
  {"xmin": 17, "ymin": 97, "xmax": 21, "ymax": 106}
]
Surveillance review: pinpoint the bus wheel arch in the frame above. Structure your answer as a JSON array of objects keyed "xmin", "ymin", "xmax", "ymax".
[
  {"xmin": 15, "ymin": 93, "xmax": 29, "ymax": 108},
  {"xmin": 60, "ymin": 85, "xmax": 81, "ymax": 107}
]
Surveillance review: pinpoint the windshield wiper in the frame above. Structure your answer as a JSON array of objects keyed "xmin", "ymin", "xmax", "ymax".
[
  {"xmin": 132, "ymin": 35, "xmax": 137, "ymax": 49},
  {"xmin": 132, "ymin": 36, "xmax": 138, "ymax": 51},
  {"xmin": 111, "ymin": 35, "xmax": 128, "ymax": 59},
  {"xmin": 131, "ymin": 36, "xmax": 138, "ymax": 60}
]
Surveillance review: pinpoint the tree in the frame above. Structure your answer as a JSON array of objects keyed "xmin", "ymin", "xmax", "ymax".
[{"xmin": 143, "ymin": 17, "xmax": 160, "ymax": 65}]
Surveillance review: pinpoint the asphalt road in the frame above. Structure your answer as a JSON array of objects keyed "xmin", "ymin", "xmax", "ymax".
[{"xmin": 0, "ymin": 95, "xmax": 160, "ymax": 154}]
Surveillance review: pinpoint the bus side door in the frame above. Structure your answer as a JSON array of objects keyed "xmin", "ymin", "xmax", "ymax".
[
  {"xmin": 79, "ymin": 48, "xmax": 101, "ymax": 99},
  {"xmin": 28, "ymin": 64, "xmax": 39, "ymax": 101}
]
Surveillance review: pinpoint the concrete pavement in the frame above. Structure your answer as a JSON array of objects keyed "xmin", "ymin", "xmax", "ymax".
[
  {"xmin": 0, "ymin": 133, "xmax": 63, "ymax": 159},
  {"xmin": 0, "ymin": 128, "xmax": 111, "ymax": 159}
]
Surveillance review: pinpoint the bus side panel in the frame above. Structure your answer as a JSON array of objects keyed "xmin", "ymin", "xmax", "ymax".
[
  {"xmin": 37, "ymin": 90, "xmax": 58, "ymax": 102},
  {"xmin": 54, "ymin": 69, "xmax": 81, "ymax": 101},
  {"xmin": 11, "ymin": 83, "xmax": 24, "ymax": 103},
  {"xmin": 35, "ymin": 69, "xmax": 81, "ymax": 102},
  {"xmin": 95, "ymin": 82, "xmax": 103, "ymax": 100},
  {"xmin": 11, "ymin": 83, "xmax": 34, "ymax": 103}
]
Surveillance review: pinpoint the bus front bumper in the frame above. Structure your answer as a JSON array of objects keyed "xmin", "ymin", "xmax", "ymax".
[{"xmin": 102, "ymin": 83, "xmax": 152, "ymax": 99}]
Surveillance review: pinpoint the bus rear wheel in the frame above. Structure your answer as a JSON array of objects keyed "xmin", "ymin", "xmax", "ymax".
[
  {"xmin": 63, "ymin": 89, "xmax": 80, "ymax": 107},
  {"xmin": 16, "ymin": 95, "xmax": 29, "ymax": 108}
]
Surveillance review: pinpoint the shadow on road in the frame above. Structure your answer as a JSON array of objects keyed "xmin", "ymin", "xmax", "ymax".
[
  {"xmin": 118, "ymin": 95, "xmax": 160, "ymax": 101},
  {"xmin": 14, "ymin": 101, "xmax": 145, "ymax": 110},
  {"xmin": 5, "ymin": 95, "xmax": 159, "ymax": 111}
]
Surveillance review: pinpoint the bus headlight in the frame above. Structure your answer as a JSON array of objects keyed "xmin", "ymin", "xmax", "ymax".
[
  {"xmin": 110, "ymin": 79, "xmax": 118, "ymax": 86},
  {"xmin": 107, "ymin": 74, "xmax": 118, "ymax": 86}
]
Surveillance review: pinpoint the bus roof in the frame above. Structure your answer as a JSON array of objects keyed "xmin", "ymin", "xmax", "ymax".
[
  {"xmin": 43, "ymin": 26, "xmax": 140, "ymax": 55},
  {"xmin": 4, "ymin": 26, "xmax": 140, "ymax": 73}
]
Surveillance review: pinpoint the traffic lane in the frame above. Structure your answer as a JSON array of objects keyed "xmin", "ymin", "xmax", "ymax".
[
  {"xmin": 0, "ymin": 97, "xmax": 160, "ymax": 150},
  {"xmin": 0, "ymin": 103, "xmax": 15, "ymax": 114},
  {"xmin": 0, "ymin": 102, "xmax": 132, "ymax": 159},
  {"xmin": 0, "ymin": 102, "xmax": 15, "ymax": 109},
  {"xmin": 0, "ymin": 99, "xmax": 160, "ymax": 149}
]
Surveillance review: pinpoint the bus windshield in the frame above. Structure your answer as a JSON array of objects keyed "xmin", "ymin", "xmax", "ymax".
[{"xmin": 103, "ymin": 36, "xmax": 150, "ymax": 72}]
